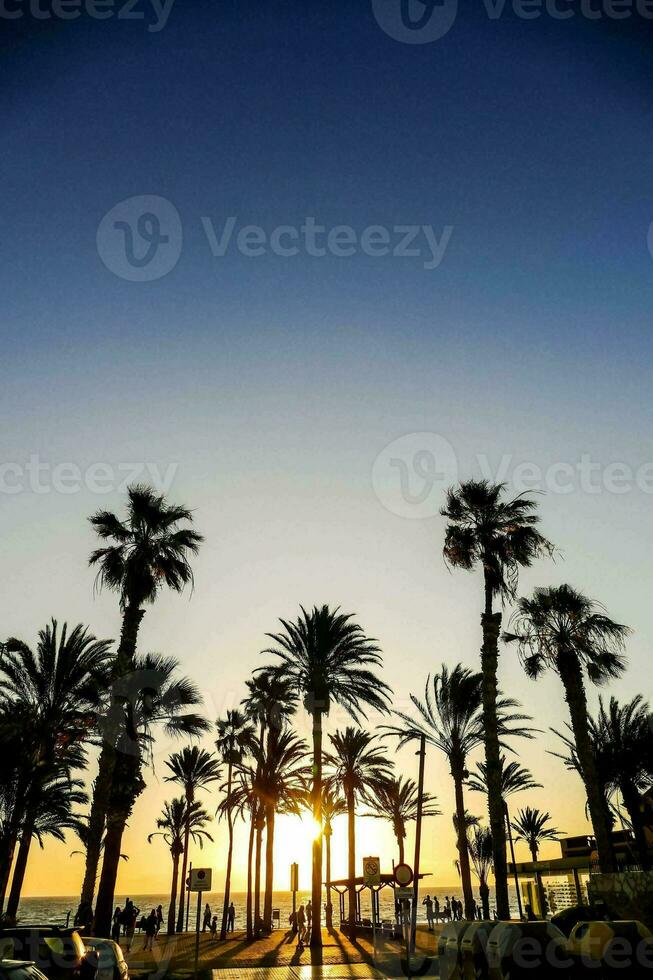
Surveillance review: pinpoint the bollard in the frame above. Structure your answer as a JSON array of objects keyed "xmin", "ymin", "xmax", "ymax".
[
  {"xmin": 486, "ymin": 921, "xmax": 570, "ymax": 980},
  {"xmin": 438, "ymin": 921, "xmax": 471, "ymax": 980}
]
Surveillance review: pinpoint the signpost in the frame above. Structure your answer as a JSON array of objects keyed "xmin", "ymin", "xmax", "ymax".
[
  {"xmin": 363, "ymin": 857, "xmax": 381, "ymax": 958},
  {"xmin": 290, "ymin": 863, "xmax": 299, "ymax": 933},
  {"xmin": 394, "ymin": 864, "xmax": 414, "ymax": 978},
  {"xmin": 189, "ymin": 869, "xmax": 212, "ymax": 980}
]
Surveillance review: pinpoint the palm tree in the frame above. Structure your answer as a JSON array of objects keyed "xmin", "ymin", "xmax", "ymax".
[
  {"xmin": 216, "ymin": 768, "xmax": 258, "ymax": 939},
  {"xmin": 366, "ymin": 776, "xmax": 440, "ymax": 864},
  {"xmin": 148, "ymin": 798, "xmax": 213, "ymax": 934},
  {"xmin": 384, "ymin": 664, "xmax": 533, "ymax": 920},
  {"xmin": 594, "ymin": 696, "xmax": 652, "ymax": 868},
  {"xmin": 88, "ymin": 485, "xmax": 203, "ymax": 935},
  {"xmin": 215, "ymin": 709, "xmax": 255, "ymax": 938},
  {"xmin": 465, "ymin": 823, "xmax": 494, "ymax": 920},
  {"xmin": 5, "ymin": 772, "xmax": 87, "ymax": 920},
  {"xmin": 165, "ymin": 747, "xmax": 221, "ymax": 932},
  {"xmin": 324, "ymin": 727, "xmax": 392, "ymax": 938},
  {"xmin": 94, "ymin": 653, "xmax": 209, "ymax": 935},
  {"xmin": 263, "ymin": 605, "xmax": 392, "ymax": 947},
  {"xmin": 468, "ymin": 754, "xmax": 542, "ymax": 918},
  {"xmin": 0, "ymin": 620, "xmax": 112, "ymax": 913},
  {"xmin": 511, "ymin": 806, "xmax": 562, "ymax": 862},
  {"xmin": 441, "ymin": 480, "xmax": 553, "ymax": 918},
  {"xmin": 319, "ymin": 780, "xmax": 347, "ymax": 929},
  {"xmin": 241, "ymin": 672, "xmax": 297, "ymax": 937},
  {"xmin": 504, "ymin": 584, "xmax": 628, "ymax": 873}
]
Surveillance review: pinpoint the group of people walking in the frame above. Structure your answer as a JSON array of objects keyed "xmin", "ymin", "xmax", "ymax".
[
  {"xmin": 289, "ymin": 899, "xmax": 313, "ymax": 946},
  {"xmin": 202, "ymin": 902, "xmax": 236, "ymax": 936},
  {"xmin": 421, "ymin": 894, "xmax": 489, "ymax": 930},
  {"xmin": 111, "ymin": 900, "xmax": 164, "ymax": 950}
]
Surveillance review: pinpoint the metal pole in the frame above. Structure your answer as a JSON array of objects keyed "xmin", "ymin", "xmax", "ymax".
[
  {"xmin": 193, "ymin": 890, "xmax": 201, "ymax": 980},
  {"xmin": 505, "ymin": 803, "xmax": 523, "ymax": 920},
  {"xmin": 371, "ymin": 887, "xmax": 377, "ymax": 962},
  {"xmin": 186, "ymin": 861, "xmax": 192, "ymax": 932},
  {"xmin": 410, "ymin": 734, "xmax": 426, "ymax": 954}
]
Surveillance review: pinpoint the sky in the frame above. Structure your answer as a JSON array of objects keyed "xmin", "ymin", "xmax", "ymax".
[{"xmin": 2, "ymin": 0, "xmax": 653, "ymax": 898}]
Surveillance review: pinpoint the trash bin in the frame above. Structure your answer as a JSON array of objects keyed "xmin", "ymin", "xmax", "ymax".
[
  {"xmin": 438, "ymin": 921, "xmax": 471, "ymax": 980},
  {"xmin": 567, "ymin": 920, "xmax": 653, "ymax": 979},
  {"xmin": 460, "ymin": 921, "xmax": 495, "ymax": 980},
  {"xmin": 486, "ymin": 921, "xmax": 570, "ymax": 980}
]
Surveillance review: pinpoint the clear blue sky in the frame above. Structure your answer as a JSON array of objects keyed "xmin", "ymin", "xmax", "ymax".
[{"xmin": 3, "ymin": 0, "xmax": 653, "ymax": 894}]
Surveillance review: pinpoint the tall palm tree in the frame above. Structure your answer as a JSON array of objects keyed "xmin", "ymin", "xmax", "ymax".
[
  {"xmin": 165, "ymin": 747, "xmax": 221, "ymax": 932},
  {"xmin": 5, "ymin": 772, "xmax": 87, "ymax": 920},
  {"xmin": 318, "ymin": 780, "xmax": 347, "ymax": 929},
  {"xmin": 384, "ymin": 664, "xmax": 533, "ymax": 919},
  {"xmin": 216, "ymin": 768, "xmax": 258, "ymax": 939},
  {"xmin": 215, "ymin": 709, "xmax": 255, "ymax": 938},
  {"xmin": 94, "ymin": 653, "xmax": 209, "ymax": 935},
  {"xmin": 324, "ymin": 727, "xmax": 392, "ymax": 938},
  {"xmin": 465, "ymin": 823, "xmax": 494, "ymax": 920},
  {"xmin": 594, "ymin": 696, "xmax": 652, "ymax": 868},
  {"xmin": 504, "ymin": 584, "xmax": 628, "ymax": 873},
  {"xmin": 366, "ymin": 776, "xmax": 440, "ymax": 864},
  {"xmin": 148, "ymin": 798, "xmax": 213, "ymax": 935},
  {"xmin": 441, "ymin": 480, "xmax": 553, "ymax": 918},
  {"xmin": 241, "ymin": 672, "xmax": 297, "ymax": 937},
  {"xmin": 88, "ymin": 485, "xmax": 203, "ymax": 935},
  {"xmin": 511, "ymin": 806, "xmax": 562, "ymax": 861},
  {"xmin": 0, "ymin": 621, "xmax": 112, "ymax": 913},
  {"xmin": 263, "ymin": 605, "xmax": 392, "ymax": 947}
]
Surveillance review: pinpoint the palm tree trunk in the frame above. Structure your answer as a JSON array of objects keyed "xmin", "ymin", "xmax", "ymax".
[
  {"xmin": 220, "ymin": 761, "xmax": 234, "ymax": 940},
  {"xmin": 176, "ymin": 807, "xmax": 191, "ymax": 932},
  {"xmin": 168, "ymin": 851, "xmax": 180, "ymax": 935},
  {"xmin": 325, "ymin": 828, "xmax": 333, "ymax": 930},
  {"xmin": 254, "ymin": 812, "xmax": 264, "ymax": 936},
  {"xmin": 94, "ymin": 807, "xmax": 128, "ymax": 936},
  {"xmin": 346, "ymin": 785, "xmax": 356, "ymax": 939},
  {"xmin": 0, "ymin": 833, "xmax": 19, "ymax": 914},
  {"xmin": 310, "ymin": 706, "xmax": 323, "ymax": 949},
  {"xmin": 479, "ymin": 881, "xmax": 490, "ymax": 919},
  {"xmin": 621, "ymin": 783, "xmax": 650, "ymax": 870},
  {"xmin": 481, "ymin": 574, "xmax": 510, "ymax": 920},
  {"xmin": 453, "ymin": 770, "xmax": 475, "ymax": 919},
  {"xmin": 558, "ymin": 652, "xmax": 616, "ymax": 873},
  {"xmin": 80, "ymin": 742, "xmax": 113, "ymax": 911},
  {"xmin": 398, "ymin": 834, "xmax": 405, "ymax": 865},
  {"xmin": 263, "ymin": 803, "xmax": 275, "ymax": 932},
  {"xmin": 115, "ymin": 603, "xmax": 145, "ymax": 676},
  {"xmin": 5, "ymin": 818, "xmax": 34, "ymax": 920},
  {"xmin": 246, "ymin": 808, "xmax": 255, "ymax": 939}
]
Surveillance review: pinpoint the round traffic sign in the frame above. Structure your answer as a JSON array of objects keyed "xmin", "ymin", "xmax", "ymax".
[{"xmin": 394, "ymin": 863, "xmax": 413, "ymax": 887}]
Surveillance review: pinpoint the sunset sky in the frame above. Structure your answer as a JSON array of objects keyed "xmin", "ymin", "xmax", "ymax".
[{"xmin": 3, "ymin": 0, "xmax": 653, "ymax": 897}]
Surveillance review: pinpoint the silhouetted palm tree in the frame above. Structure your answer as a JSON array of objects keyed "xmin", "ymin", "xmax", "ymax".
[
  {"xmin": 318, "ymin": 780, "xmax": 347, "ymax": 929},
  {"xmin": 0, "ymin": 620, "xmax": 112, "ymax": 913},
  {"xmin": 165, "ymin": 747, "xmax": 221, "ymax": 932},
  {"xmin": 511, "ymin": 806, "xmax": 562, "ymax": 861},
  {"xmin": 441, "ymin": 480, "xmax": 553, "ymax": 918},
  {"xmin": 264, "ymin": 605, "xmax": 390, "ymax": 948},
  {"xmin": 324, "ymin": 727, "xmax": 392, "ymax": 938},
  {"xmin": 505, "ymin": 584, "xmax": 628, "ymax": 873},
  {"xmin": 5, "ymin": 772, "xmax": 87, "ymax": 920},
  {"xmin": 366, "ymin": 776, "xmax": 440, "ymax": 864},
  {"xmin": 594, "ymin": 696, "xmax": 652, "ymax": 868},
  {"xmin": 88, "ymin": 485, "xmax": 203, "ymax": 935},
  {"xmin": 466, "ymin": 823, "xmax": 494, "ymax": 920},
  {"xmin": 263, "ymin": 605, "xmax": 392, "ymax": 947},
  {"xmin": 94, "ymin": 653, "xmax": 208, "ymax": 934},
  {"xmin": 148, "ymin": 798, "xmax": 212, "ymax": 935},
  {"xmin": 215, "ymin": 709, "xmax": 255, "ymax": 938},
  {"xmin": 217, "ymin": 768, "xmax": 258, "ymax": 938},
  {"xmin": 384, "ymin": 664, "xmax": 532, "ymax": 920}
]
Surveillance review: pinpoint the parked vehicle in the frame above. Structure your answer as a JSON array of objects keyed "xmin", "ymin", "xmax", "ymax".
[
  {"xmin": 82, "ymin": 941, "xmax": 127, "ymax": 980},
  {"xmin": 0, "ymin": 928, "xmax": 97, "ymax": 980},
  {"xmin": 0, "ymin": 961, "xmax": 50, "ymax": 980}
]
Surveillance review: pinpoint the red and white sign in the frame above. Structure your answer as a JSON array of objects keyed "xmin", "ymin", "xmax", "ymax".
[{"xmin": 394, "ymin": 863, "xmax": 413, "ymax": 887}]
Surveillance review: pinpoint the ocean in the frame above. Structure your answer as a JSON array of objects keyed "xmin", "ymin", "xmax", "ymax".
[{"xmin": 16, "ymin": 887, "xmax": 523, "ymax": 931}]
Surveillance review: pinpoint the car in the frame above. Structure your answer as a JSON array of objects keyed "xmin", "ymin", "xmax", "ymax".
[
  {"xmin": 0, "ymin": 928, "xmax": 97, "ymax": 980},
  {"xmin": 82, "ymin": 941, "xmax": 127, "ymax": 980},
  {"xmin": 0, "ymin": 961, "xmax": 50, "ymax": 980}
]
